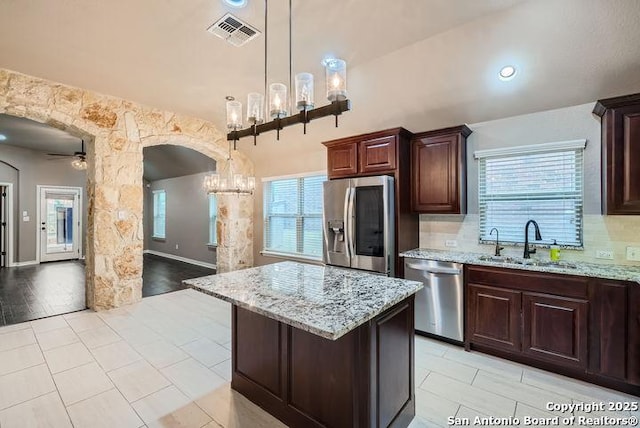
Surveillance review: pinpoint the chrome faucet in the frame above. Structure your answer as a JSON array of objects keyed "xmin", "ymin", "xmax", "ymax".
[
  {"xmin": 523, "ymin": 220, "xmax": 542, "ymax": 258},
  {"xmin": 490, "ymin": 227, "xmax": 503, "ymax": 256}
]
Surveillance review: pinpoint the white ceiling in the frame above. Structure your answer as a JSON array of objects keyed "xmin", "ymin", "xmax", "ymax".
[{"xmin": 0, "ymin": 0, "xmax": 639, "ymax": 143}]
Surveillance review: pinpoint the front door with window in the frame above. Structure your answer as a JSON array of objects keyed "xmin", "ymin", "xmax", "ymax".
[{"xmin": 39, "ymin": 187, "xmax": 81, "ymax": 262}]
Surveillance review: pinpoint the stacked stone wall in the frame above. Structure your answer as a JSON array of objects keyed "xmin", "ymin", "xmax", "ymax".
[{"xmin": 0, "ymin": 69, "xmax": 254, "ymax": 309}]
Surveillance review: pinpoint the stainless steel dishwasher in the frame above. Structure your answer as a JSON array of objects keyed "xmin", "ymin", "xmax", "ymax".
[{"xmin": 404, "ymin": 258, "xmax": 464, "ymax": 343}]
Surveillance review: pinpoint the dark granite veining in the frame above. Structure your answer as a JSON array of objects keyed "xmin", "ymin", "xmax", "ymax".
[
  {"xmin": 184, "ymin": 261, "xmax": 423, "ymax": 340},
  {"xmin": 400, "ymin": 248, "xmax": 640, "ymax": 285}
]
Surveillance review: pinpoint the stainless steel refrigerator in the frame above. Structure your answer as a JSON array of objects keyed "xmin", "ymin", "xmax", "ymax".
[{"xmin": 322, "ymin": 175, "xmax": 395, "ymax": 276}]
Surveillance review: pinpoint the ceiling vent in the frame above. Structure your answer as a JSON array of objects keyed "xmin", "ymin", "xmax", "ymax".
[{"xmin": 207, "ymin": 13, "xmax": 260, "ymax": 47}]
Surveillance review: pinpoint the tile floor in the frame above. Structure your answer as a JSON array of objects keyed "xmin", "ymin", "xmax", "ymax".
[{"xmin": 0, "ymin": 288, "xmax": 637, "ymax": 428}]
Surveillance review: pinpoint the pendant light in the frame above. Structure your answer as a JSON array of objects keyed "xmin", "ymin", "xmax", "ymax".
[{"xmin": 225, "ymin": 0, "xmax": 350, "ymax": 145}]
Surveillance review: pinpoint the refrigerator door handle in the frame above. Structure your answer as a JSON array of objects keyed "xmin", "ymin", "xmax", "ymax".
[
  {"xmin": 343, "ymin": 187, "xmax": 351, "ymax": 259},
  {"xmin": 346, "ymin": 187, "xmax": 355, "ymax": 261}
]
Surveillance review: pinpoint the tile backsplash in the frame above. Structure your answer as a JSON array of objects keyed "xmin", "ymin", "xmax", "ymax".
[{"xmin": 418, "ymin": 214, "xmax": 640, "ymax": 266}]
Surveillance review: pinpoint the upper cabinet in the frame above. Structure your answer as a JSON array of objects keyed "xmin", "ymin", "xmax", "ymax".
[
  {"xmin": 410, "ymin": 125, "xmax": 472, "ymax": 214},
  {"xmin": 323, "ymin": 128, "xmax": 411, "ymax": 179},
  {"xmin": 593, "ymin": 93, "xmax": 640, "ymax": 215}
]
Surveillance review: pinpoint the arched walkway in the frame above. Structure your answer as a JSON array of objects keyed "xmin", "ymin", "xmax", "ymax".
[{"xmin": 0, "ymin": 68, "xmax": 254, "ymax": 310}]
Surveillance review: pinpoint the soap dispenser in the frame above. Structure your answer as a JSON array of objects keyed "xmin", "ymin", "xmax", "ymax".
[{"xmin": 550, "ymin": 240, "xmax": 560, "ymax": 261}]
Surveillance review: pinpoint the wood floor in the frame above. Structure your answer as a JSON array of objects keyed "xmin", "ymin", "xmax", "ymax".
[{"xmin": 0, "ymin": 254, "xmax": 216, "ymax": 326}]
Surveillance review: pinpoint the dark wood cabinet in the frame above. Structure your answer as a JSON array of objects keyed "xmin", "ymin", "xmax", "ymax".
[
  {"xmin": 593, "ymin": 93, "xmax": 640, "ymax": 215},
  {"xmin": 232, "ymin": 298, "xmax": 416, "ymax": 428},
  {"xmin": 324, "ymin": 128, "xmax": 410, "ymax": 179},
  {"xmin": 359, "ymin": 134, "xmax": 397, "ymax": 174},
  {"xmin": 522, "ymin": 292, "xmax": 588, "ymax": 369},
  {"xmin": 591, "ymin": 279, "xmax": 640, "ymax": 387},
  {"xmin": 326, "ymin": 142, "xmax": 358, "ymax": 178},
  {"xmin": 466, "ymin": 269, "xmax": 588, "ymax": 369},
  {"xmin": 323, "ymin": 128, "xmax": 418, "ymax": 277},
  {"xmin": 466, "ymin": 265, "xmax": 640, "ymax": 395},
  {"xmin": 410, "ymin": 125, "xmax": 472, "ymax": 214},
  {"xmin": 468, "ymin": 284, "xmax": 521, "ymax": 353}
]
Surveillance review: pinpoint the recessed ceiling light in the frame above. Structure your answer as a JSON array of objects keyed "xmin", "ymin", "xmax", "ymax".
[
  {"xmin": 223, "ymin": 0, "xmax": 247, "ymax": 8},
  {"xmin": 0, "ymin": 134, "xmax": 6, "ymax": 141},
  {"xmin": 499, "ymin": 65, "xmax": 517, "ymax": 81}
]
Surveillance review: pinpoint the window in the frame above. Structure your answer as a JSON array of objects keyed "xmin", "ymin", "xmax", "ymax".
[
  {"xmin": 152, "ymin": 190, "xmax": 166, "ymax": 239},
  {"xmin": 476, "ymin": 141, "xmax": 585, "ymax": 248},
  {"xmin": 263, "ymin": 174, "xmax": 326, "ymax": 259},
  {"xmin": 208, "ymin": 194, "xmax": 217, "ymax": 245}
]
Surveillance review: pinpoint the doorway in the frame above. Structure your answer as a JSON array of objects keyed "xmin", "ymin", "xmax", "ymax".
[{"xmin": 38, "ymin": 186, "xmax": 82, "ymax": 263}]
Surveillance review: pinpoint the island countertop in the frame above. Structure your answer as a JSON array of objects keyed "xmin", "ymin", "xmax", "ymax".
[{"xmin": 183, "ymin": 261, "xmax": 423, "ymax": 340}]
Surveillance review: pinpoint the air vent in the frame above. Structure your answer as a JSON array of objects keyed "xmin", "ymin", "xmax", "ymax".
[{"xmin": 207, "ymin": 13, "xmax": 260, "ymax": 47}]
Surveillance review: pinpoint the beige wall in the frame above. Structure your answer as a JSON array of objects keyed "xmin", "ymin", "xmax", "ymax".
[{"xmin": 245, "ymin": 101, "xmax": 639, "ymax": 268}]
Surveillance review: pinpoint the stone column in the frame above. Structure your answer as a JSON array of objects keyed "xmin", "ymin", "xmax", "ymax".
[{"xmin": 216, "ymin": 191, "xmax": 254, "ymax": 273}]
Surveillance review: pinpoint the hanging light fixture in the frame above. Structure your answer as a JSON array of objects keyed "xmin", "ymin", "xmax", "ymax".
[
  {"xmin": 203, "ymin": 139, "xmax": 256, "ymax": 195},
  {"xmin": 226, "ymin": 0, "xmax": 350, "ymax": 145},
  {"xmin": 71, "ymin": 158, "xmax": 87, "ymax": 170}
]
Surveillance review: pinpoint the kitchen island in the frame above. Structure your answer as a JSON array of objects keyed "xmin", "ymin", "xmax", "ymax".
[{"xmin": 184, "ymin": 261, "xmax": 423, "ymax": 428}]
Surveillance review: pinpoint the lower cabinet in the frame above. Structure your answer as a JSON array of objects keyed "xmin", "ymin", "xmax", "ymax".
[
  {"xmin": 466, "ymin": 265, "xmax": 639, "ymax": 395},
  {"xmin": 522, "ymin": 292, "xmax": 588, "ymax": 369},
  {"xmin": 468, "ymin": 284, "xmax": 521, "ymax": 353}
]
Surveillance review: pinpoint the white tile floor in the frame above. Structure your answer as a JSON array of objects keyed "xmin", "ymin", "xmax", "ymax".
[{"xmin": 0, "ymin": 288, "xmax": 637, "ymax": 428}]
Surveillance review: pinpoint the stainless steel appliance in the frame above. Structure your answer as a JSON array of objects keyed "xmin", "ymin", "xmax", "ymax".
[
  {"xmin": 404, "ymin": 258, "xmax": 464, "ymax": 343},
  {"xmin": 323, "ymin": 175, "xmax": 394, "ymax": 275}
]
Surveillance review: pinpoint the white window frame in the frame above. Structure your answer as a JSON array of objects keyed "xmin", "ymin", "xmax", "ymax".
[
  {"xmin": 475, "ymin": 139, "xmax": 586, "ymax": 249},
  {"xmin": 208, "ymin": 194, "xmax": 217, "ymax": 246},
  {"xmin": 262, "ymin": 171, "xmax": 326, "ymax": 261},
  {"xmin": 152, "ymin": 189, "xmax": 166, "ymax": 239}
]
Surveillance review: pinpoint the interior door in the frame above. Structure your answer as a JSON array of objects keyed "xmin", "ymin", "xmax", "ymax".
[
  {"xmin": 39, "ymin": 187, "xmax": 81, "ymax": 262},
  {"xmin": 0, "ymin": 185, "xmax": 6, "ymax": 268}
]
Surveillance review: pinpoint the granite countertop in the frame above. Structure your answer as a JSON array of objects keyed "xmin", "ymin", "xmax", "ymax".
[
  {"xmin": 183, "ymin": 261, "xmax": 423, "ymax": 341},
  {"xmin": 400, "ymin": 248, "xmax": 640, "ymax": 285}
]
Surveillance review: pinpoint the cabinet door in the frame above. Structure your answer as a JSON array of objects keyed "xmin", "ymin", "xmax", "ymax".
[
  {"xmin": 629, "ymin": 285, "xmax": 640, "ymax": 385},
  {"xmin": 522, "ymin": 292, "xmax": 588, "ymax": 369},
  {"xmin": 359, "ymin": 135, "xmax": 397, "ymax": 174},
  {"xmin": 599, "ymin": 101, "xmax": 640, "ymax": 214},
  {"xmin": 327, "ymin": 142, "xmax": 357, "ymax": 178},
  {"xmin": 467, "ymin": 284, "xmax": 521, "ymax": 353},
  {"xmin": 594, "ymin": 280, "xmax": 628, "ymax": 380},
  {"xmin": 411, "ymin": 134, "xmax": 464, "ymax": 213}
]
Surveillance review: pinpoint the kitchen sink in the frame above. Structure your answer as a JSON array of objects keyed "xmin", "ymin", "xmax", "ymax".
[{"xmin": 476, "ymin": 255, "xmax": 577, "ymax": 269}]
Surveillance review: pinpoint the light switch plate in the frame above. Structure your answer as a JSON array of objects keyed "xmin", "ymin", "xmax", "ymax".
[
  {"xmin": 627, "ymin": 246, "xmax": 640, "ymax": 261},
  {"xmin": 445, "ymin": 240, "xmax": 458, "ymax": 247},
  {"xmin": 23, "ymin": 216, "xmax": 30, "ymax": 222},
  {"xmin": 117, "ymin": 210, "xmax": 126, "ymax": 220}
]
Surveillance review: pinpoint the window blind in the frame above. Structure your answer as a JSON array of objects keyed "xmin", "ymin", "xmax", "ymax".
[
  {"xmin": 478, "ymin": 147, "xmax": 584, "ymax": 247},
  {"xmin": 263, "ymin": 174, "xmax": 325, "ymax": 259}
]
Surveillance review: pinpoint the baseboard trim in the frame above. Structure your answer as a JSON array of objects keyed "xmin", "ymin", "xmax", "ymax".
[
  {"xmin": 12, "ymin": 260, "xmax": 39, "ymax": 267},
  {"xmin": 143, "ymin": 250, "xmax": 216, "ymax": 270}
]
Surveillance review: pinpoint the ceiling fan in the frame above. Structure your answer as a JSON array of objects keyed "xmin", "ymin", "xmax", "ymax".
[{"xmin": 47, "ymin": 139, "xmax": 87, "ymax": 170}]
